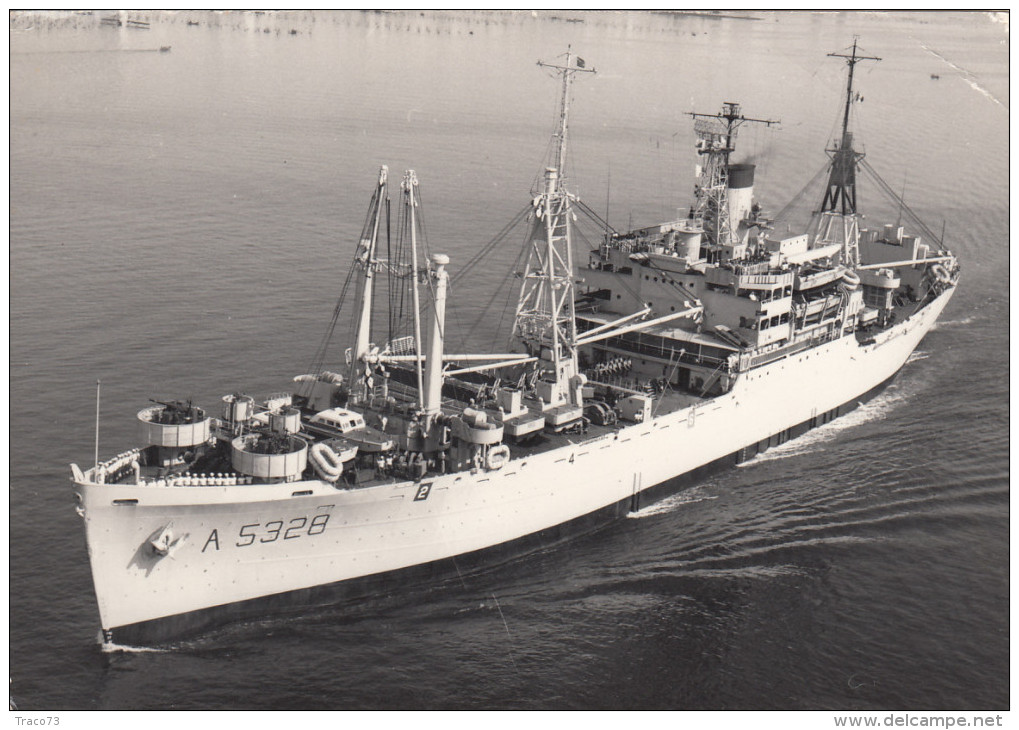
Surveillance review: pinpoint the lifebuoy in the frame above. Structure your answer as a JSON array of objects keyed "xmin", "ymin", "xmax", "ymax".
[
  {"xmin": 486, "ymin": 444, "xmax": 510, "ymax": 470},
  {"xmin": 310, "ymin": 442, "xmax": 343, "ymax": 482},
  {"xmin": 931, "ymin": 263, "xmax": 950, "ymax": 283}
]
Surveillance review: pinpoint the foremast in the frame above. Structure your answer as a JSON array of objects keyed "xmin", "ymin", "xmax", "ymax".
[
  {"xmin": 353, "ymin": 169, "xmax": 530, "ymax": 437},
  {"xmin": 347, "ymin": 167, "xmax": 435, "ymax": 418},
  {"xmin": 512, "ymin": 49, "xmax": 594, "ymax": 417},
  {"xmin": 349, "ymin": 165, "xmax": 389, "ymax": 403},
  {"xmin": 402, "ymin": 170, "xmax": 428, "ymax": 412},
  {"xmin": 811, "ymin": 38, "xmax": 881, "ymax": 266},
  {"xmin": 357, "ymin": 170, "xmax": 446, "ymax": 422}
]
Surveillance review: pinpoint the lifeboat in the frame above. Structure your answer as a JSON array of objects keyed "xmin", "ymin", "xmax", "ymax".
[
  {"xmin": 309, "ymin": 442, "xmax": 344, "ymax": 482},
  {"xmin": 841, "ymin": 269, "xmax": 861, "ymax": 290},
  {"xmin": 308, "ymin": 408, "xmax": 395, "ymax": 453},
  {"xmin": 795, "ymin": 266, "xmax": 842, "ymax": 291}
]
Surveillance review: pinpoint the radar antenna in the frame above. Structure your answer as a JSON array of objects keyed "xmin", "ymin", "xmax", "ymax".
[{"xmin": 688, "ymin": 102, "xmax": 778, "ymax": 258}]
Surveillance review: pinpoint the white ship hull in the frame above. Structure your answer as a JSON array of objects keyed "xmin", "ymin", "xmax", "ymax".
[{"xmin": 76, "ymin": 286, "xmax": 954, "ymax": 645}]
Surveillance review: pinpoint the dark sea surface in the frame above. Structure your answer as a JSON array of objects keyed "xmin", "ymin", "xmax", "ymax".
[{"xmin": 9, "ymin": 10, "xmax": 1008, "ymax": 711}]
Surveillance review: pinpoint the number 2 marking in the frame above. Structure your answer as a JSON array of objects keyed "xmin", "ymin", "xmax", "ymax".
[{"xmin": 414, "ymin": 483, "xmax": 432, "ymax": 501}]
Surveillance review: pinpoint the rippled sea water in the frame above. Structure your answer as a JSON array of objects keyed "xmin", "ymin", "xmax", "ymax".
[{"xmin": 9, "ymin": 10, "xmax": 1008, "ymax": 710}]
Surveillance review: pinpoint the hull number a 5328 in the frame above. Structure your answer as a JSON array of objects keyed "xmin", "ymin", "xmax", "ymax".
[{"xmin": 201, "ymin": 514, "xmax": 330, "ymax": 552}]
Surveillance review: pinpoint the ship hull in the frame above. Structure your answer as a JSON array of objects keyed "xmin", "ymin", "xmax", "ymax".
[{"xmin": 77, "ymin": 287, "xmax": 954, "ymax": 646}]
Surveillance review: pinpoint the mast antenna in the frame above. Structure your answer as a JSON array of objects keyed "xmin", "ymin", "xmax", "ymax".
[
  {"xmin": 811, "ymin": 38, "xmax": 880, "ymax": 266},
  {"xmin": 820, "ymin": 37, "xmax": 880, "ymax": 216},
  {"xmin": 896, "ymin": 171, "xmax": 906, "ymax": 227},
  {"xmin": 537, "ymin": 45, "xmax": 595, "ymax": 190},
  {"xmin": 604, "ymin": 164, "xmax": 611, "ymax": 245},
  {"xmin": 829, "ymin": 37, "xmax": 881, "ymax": 150},
  {"xmin": 94, "ymin": 379, "xmax": 101, "ymax": 470}
]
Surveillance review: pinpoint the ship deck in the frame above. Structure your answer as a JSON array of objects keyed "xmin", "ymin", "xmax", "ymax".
[
  {"xmin": 91, "ymin": 286, "xmax": 950, "ymax": 492},
  {"xmin": 344, "ymin": 385, "xmax": 711, "ymax": 489},
  {"xmin": 501, "ymin": 389, "xmax": 704, "ymax": 458},
  {"xmin": 855, "ymin": 292, "xmax": 943, "ymax": 345}
]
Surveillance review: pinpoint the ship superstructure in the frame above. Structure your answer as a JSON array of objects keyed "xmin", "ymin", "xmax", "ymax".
[
  {"xmin": 71, "ymin": 44, "xmax": 958, "ymax": 646},
  {"xmin": 579, "ymin": 39, "xmax": 956, "ymax": 402}
]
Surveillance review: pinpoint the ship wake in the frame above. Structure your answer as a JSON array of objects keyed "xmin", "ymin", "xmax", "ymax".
[
  {"xmin": 627, "ymin": 486, "xmax": 718, "ymax": 519},
  {"xmin": 920, "ymin": 43, "xmax": 1005, "ymax": 109},
  {"xmin": 931, "ymin": 316, "xmax": 974, "ymax": 330},
  {"xmin": 100, "ymin": 641, "xmax": 173, "ymax": 654},
  {"xmin": 737, "ymin": 388, "xmax": 907, "ymax": 468}
]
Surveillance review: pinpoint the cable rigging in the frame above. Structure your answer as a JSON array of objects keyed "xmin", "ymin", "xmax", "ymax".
[
  {"xmin": 303, "ymin": 180, "xmax": 388, "ymax": 380},
  {"xmin": 859, "ymin": 159, "xmax": 944, "ymax": 246}
]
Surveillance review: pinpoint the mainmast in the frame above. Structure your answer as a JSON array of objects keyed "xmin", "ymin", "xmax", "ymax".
[
  {"xmin": 512, "ymin": 49, "xmax": 594, "ymax": 417},
  {"xmin": 812, "ymin": 38, "xmax": 880, "ymax": 265},
  {"xmin": 688, "ymin": 102, "xmax": 777, "ymax": 260}
]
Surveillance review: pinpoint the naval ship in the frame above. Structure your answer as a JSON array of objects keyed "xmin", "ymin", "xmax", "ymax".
[{"xmin": 72, "ymin": 44, "xmax": 959, "ymax": 646}]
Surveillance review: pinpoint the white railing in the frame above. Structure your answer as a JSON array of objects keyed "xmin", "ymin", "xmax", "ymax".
[
  {"xmin": 90, "ymin": 448, "xmax": 142, "ymax": 483},
  {"xmin": 141, "ymin": 473, "xmax": 255, "ymax": 487}
]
